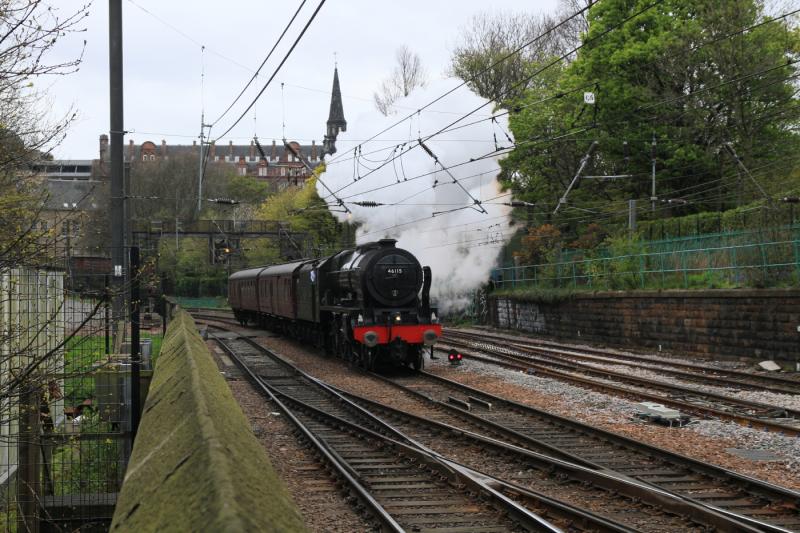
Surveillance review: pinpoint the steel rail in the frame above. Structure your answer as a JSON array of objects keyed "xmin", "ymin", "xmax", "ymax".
[
  {"xmin": 440, "ymin": 337, "xmax": 800, "ymax": 436},
  {"xmin": 213, "ymin": 330, "xmax": 759, "ymax": 532},
  {"xmin": 209, "ymin": 329, "xmax": 561, "ymax": 532},
  {"xmin": 209, "ymin": 330, "xmax": 406, "ymax": 532},
  {"xmin": 363, "ymin": 368, "xmax": 800, "ymax": 532},
  {"xmin": 448, "ymin": 329, "xmax": 800, "ymax": 394},
  {"xmin": 331, "ymin": 385, "xmax": 774, "ymax": 533},
  {"xmin": 197, "ymin": 318, "xmax": 800, "ymax": 530}
]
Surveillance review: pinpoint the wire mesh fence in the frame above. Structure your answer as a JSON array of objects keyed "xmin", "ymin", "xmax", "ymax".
[
  {"xmin": 0, "ymin": 261, "xmax": 159, "ymax": 532},
  {"xmin": 494, "ymin": 224, "xmax": 800, "ymax": 291}
]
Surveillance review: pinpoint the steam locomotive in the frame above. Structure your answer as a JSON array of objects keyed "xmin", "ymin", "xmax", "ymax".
[{"xmin": 228, "ymin": 239, "xmax": 442, "ymax": 369}]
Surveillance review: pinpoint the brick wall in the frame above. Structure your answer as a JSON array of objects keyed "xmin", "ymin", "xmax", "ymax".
[{"xmin": 490, "ymin": 289, "xmax": 800, "ymax": 363}]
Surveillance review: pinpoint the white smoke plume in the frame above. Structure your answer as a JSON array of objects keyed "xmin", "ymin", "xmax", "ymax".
[{"xmin": 318, "ymin": 79, "xmax": 513, "ymax": 311}]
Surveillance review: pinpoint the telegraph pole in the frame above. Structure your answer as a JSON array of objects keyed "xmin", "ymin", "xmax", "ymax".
[
  {"xmin": 650, "ymin": 133, "xmax": 657, "ymax": 213},
  {"xmin": 109, "ymin": 0, "xmax": 125, "ymax": 323},
  {"xmin": 197, "ymin": 114, "xmax": 206, "ymax": 215}
]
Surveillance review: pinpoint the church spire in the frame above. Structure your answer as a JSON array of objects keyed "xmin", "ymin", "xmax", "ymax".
[{"xmin": 323, "ymin": 67, "xmax": 346, "ymax": 157}]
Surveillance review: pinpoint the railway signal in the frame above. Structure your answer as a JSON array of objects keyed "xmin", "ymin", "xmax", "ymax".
[
  {"xmin": 213, "ymin": 239, "xmax": 233, "ymax": 263},
  {"xmin": 447, "ymin": 348, "xmax": 463, "ymax": 365}
]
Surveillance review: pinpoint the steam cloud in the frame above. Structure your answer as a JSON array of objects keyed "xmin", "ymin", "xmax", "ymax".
[{"xmin": 318, "ymin": 79, "xmax": 513, "ymax": 311}]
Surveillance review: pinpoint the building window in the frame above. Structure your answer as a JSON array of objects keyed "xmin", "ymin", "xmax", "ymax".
[
  {"xmin": 258, "ymin": 166, "xmax": 267, "ymax": 177},
  {"xmin": 280, "ymin": 167, "xmax": 286, "ymax": 177},
  {"xmin": 150, "ymin": 154, "xmax": 156, "ymax": 161},
  {"xmin": 238, "ymin": 166, "xmax": 246, "ymax": 176}
]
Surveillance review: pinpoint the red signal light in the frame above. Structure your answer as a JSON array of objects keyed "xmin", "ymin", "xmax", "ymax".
[{"xmin": 447, "ymin": 348, "xmax": 461, "ymax": 365}]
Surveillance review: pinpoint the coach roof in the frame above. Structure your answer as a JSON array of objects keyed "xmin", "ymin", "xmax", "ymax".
[
  {"xmin": 260, "ymin": 260, "xmax": 310, "ymax": 277},
  {"xmin": 229, "ymin": 267, "xmax": 268, "ymax": 281}
]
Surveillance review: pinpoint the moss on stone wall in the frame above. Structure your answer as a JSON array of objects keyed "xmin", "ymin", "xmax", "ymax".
[{"xmin": 111, "ymin": 309, "xmax": 307, "ymax": 532}]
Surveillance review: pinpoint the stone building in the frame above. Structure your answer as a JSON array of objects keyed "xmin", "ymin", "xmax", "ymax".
[
  {"xmin": 104, "ymin": 66, "xmax": 347, "ymax": 189},
  {"xmin": 34, "ymin": 67, "xmax": 347, "ymax": 271}
]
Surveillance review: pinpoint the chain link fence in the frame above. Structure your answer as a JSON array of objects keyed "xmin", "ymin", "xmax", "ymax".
[
  {"xmin": 494, "ymin": 225, "xmax": 800, "ymax": 291},
  {"xmin": 0, "ymin": 264, "xmax": 158, "ymax": 532}
]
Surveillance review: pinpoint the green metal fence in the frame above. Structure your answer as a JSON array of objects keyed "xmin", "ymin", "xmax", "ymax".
[
  {"xmin": 172, "ymin": 296, "xmax": 229, "ymax": 309},
  {"xmin": 493, "ymin": 225, "xmax": 800, "ymax": 291}
]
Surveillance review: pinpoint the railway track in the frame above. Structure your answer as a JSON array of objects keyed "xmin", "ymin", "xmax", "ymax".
[
  {"xmin": 441, "ymin": 333, "xmax": 800, "ymax": 436},
  {"xmin": 367, "ymin": 368, "xmax": 800, "ymax": 532},
  {"xmin": 447, "ymin": 329, "xmax": 800, "ymax": 394},
  {"xmin": 209, "ymin": 331, "xmax": 581, "ymax": 532},
  {"xmin": 198, "ymin": 319, "xmax": 800, "ymax": 532}
]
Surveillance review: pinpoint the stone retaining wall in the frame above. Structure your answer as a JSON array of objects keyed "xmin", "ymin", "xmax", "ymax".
[
  {"xmin": 111, "ymin": 308, "xmax": 307, "ymax": 532},
  {"xmin": 491, "ymin": 289, "xmax": 800, "ymax": 364}
]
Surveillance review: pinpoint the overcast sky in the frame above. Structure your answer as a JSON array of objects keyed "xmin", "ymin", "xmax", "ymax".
[{"xmin": 47, "ymin": 0, "xmax": 559, "ymax": 160}]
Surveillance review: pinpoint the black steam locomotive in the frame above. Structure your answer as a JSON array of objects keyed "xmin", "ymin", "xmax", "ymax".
[{"xmin": 228, "ymin": 239, "xmax": 441, "ymax": 369}]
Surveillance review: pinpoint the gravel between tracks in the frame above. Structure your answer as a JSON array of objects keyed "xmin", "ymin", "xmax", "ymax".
[
  {"xmin": 579, "ymin": 360, "xmax": 800, "ymax": 411},
  {"xmin": 244, "ymin": 330, "xmax": 800, "ymax": 492}
]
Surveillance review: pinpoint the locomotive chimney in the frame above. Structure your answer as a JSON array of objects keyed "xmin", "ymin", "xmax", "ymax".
[{"xmin": 378, "ymin": 238, "xmax": 397, "ymax": 248}]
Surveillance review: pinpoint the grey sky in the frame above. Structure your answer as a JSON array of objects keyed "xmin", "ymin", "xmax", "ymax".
[{"xmin": 49, "ymin": 0, "xmax": 559, "ymax": 159}]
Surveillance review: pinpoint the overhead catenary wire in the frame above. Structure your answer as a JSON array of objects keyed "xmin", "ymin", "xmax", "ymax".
[
  {"xmin": 417, "ymin": 139, "xmax": 487, "ymax": 214},
  {"xmin": 323, "ymin": 0, "xmax": 666, "ymax": 202},
  {"xmin": 323, "ymin": 9, "xmax": 800, "ymax": 171},
  {"xmin": 210, "ymin": 0, "xmax": 308, "ymax": 127},
  {"xmin": 323, "ymin": 5, "xmax": 799, "ymax": 216},
  {"xmin": 335, "ymin": 61, "xmax": 800, "ymax": 212},
  {"xmin": 212, "ymin": 0, "xmax": 327, "ymax": 141},
  {"xmin": 126, "ymin": 0, "xmax": 254, "ymax": 73},
  {"xmin": 322, "ymin": 0, "xmax": 599, "ymax": 169},
  {"xmin": 206, "ymin": 0, "xmax": 349, "ymax": 213},
  {"xmin": 355, "ymin": 153, "xmax": 800, "ymax": 243}
]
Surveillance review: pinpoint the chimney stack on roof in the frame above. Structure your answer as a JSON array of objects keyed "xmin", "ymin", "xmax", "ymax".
[{"xmin": 99, "ymin": 134, "xmax": 109, "ymax": 161}]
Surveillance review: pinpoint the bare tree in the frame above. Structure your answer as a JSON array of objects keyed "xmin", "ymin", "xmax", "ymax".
[
  {"xmin": 449, "ymin": 1, "xmax": 592, "ymax": 103},
  {"xmin": 373, "ymin": 45, "xmax": 428, "ymax": 116},
  {"xmin": 0, "ymin": 0, "xmax": 93, "ymax": 398},
  {"xmin": 0, "ymin": 1, "xmax": 89, "ymax": 269}
]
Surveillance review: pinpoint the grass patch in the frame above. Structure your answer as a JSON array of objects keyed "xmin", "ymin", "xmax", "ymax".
[
  {"xmin": 50, "ymin": 411, "xmax": 121, "ymax": 496},
  {"xmin": 64, "ymin": 333, "xmax": 162, "ymax": 406},
  {"xmin": 65, "ymin": 336, "xmax": 108, "ymax": 408},
  {"xmin": 493, "ymin": 287, "xmax": 579, "ymax": 303}
]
